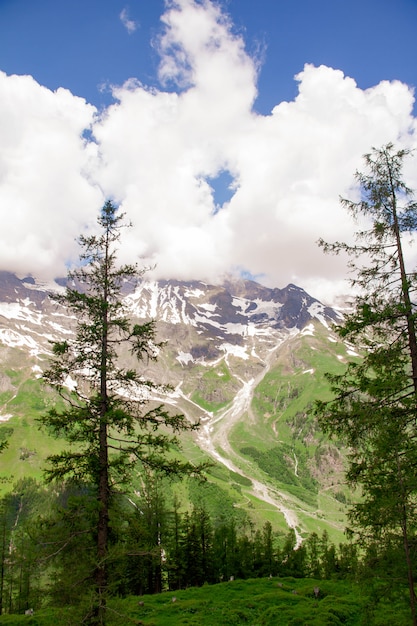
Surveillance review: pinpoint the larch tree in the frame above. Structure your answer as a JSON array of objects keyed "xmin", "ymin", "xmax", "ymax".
[
  {"xmin": 40, "ymin": 200, "xmax": 202, "ymax": 624},
  {"xmin": 316, "ymin": 144, "xmax": 417, "ymax": 624}
]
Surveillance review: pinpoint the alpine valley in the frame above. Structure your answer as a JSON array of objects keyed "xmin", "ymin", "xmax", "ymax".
[{"xmin": 0, "ymin": 270, "xmax": 358, "ymax": 544}]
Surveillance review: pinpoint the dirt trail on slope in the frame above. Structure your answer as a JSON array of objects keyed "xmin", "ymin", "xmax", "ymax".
[{"xmin": 193, "ymin": 329, "xmax": 304, "ymax": 546}]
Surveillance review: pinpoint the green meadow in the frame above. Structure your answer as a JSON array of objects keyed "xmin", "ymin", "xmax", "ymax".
[{"xmin": 0, "ymin": 576, "xmax": 411, "ymax": 625}]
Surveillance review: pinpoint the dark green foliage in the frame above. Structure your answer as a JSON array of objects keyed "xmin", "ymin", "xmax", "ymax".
[
  {"xmin": 228, "ymin": 470, "xmax": 252, "ymax": 487},
  {"xmin": 0, "ymin": 479, "xmax": 47, "ymax": 615},
  {"xmin": 316, "ymin": 144, "xmax": 417, "ymax": 624},
  {"xmin": 115, "ymin": 472, "xmax": 170, "ymax": 597},
  {"xmin": 0, "ymin": 427, "xmax": 13, "ymax": 444},
  {"xmin": 41, "ymin": 201, "xmax": 201, "ymax": 484},
  {"xmin": 177, "ymin": 507, "xmax": 216, "ymax": 587},
  {"xmin": 188, "ymin": 476, "xmax": 245, "ymax": 523},
  {"xmin": 240, "ymin": 444, "xmax": 318, "ymax": 505},
  {"xmin": 36, "ymin": 484, "xmax": 101, "ymax": 607},
  {"xmin": 0, "ymin": 427, "xmax": 12, "ymax": 455},
  {"xmin": 38, "ymin": 201, "xmax": 204, "ymax": 623},
  {"xmin": 0, "ymin": 471, "xmax": 368, "ymax": 621}
]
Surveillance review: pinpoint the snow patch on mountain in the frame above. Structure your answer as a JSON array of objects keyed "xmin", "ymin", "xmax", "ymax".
[
  {"xmin": 231, "ymin": 297, "xmax": 249, "ymax": 312},
  {"xmin": 0, "ymin": 301, "xmax": 42, "ymax": 325},
  {"xmin": 346, "ymin": 347, "xmax": 359, "ymax": 357},
  {"xmin": 184, "ymin": 287, "xmax": 205, "ymax": 299},
  {"xmin": 32, "ymin": 364, "xmax": 43, "ymax": 378},
  {"xmin": 48, "ymin": 321, "xmax": 73, "ymax": 334},
  {"xmin": 222, "ymin": 322, "xmax": 251, "ymax": 336},
  {"xmin": 64, "ymin": 375, "xmax": 77, "ymax": 391},
  {"xmin": 199, "ymin": 303, "xmax": 217, "ymax": 313},
  {"xmin": 301, "ymin": 323, "xmax": 315, "ymax": 336},
  {"xmin": 21, "ymin": 278, "xmax": 64, "ymax": 293},
  {"xmin": 308, "ymin": 301, "xmax": 330, "ymax": 328},
  {"xmin": 220, "ymin": 343, "xmax": 249, "ymax": 360},
  {"xmin": 177, "ymin": 351, "xmax": 194, "ymax": 365},
  {"xmin": 126, "ymin": 282, "xmax": 197, "ymax": 325},
  {"xmin": 231, "ymin": 296, "xmax": 283, "ymax": 320},
  {"xmin": 0, "ymin": 328, "xmax": 40, "ymax": 353},
  {"xmin": 253, "ymin": 298, "xmax": 283, "ymax": 317}
]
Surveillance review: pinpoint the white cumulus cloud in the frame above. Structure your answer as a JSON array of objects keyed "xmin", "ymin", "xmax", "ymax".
[
  {"xmin": 120, "ymin": 8, "xmax": 138, "ymax": 35},
  {"xmin": 0, "ymin": 71, "xmax": 101, "ymax": 278},
  {"xmin": 0, "ymin": 0, "xmax": 416, "ymax": 304}
]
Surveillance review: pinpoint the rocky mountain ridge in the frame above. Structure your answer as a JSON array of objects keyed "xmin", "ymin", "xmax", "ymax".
[{"xmin": 0, "ymin": 269, "xmax": 341, "ymax": 369}]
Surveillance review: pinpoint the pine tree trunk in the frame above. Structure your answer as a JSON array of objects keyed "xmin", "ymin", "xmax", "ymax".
[
  {"xmin": 389, "ymin": 163, "xmax": 417, "ymax": 396},
  {"xmin": 401, "ymin": 502, "xmax": 417, "ymax": 626},
  {"xmin": 0, "ymin": 511, "xmax": 6, "ymax": 615},
  {"xmin": 94, "ymin": 418, "xmax": 109, "ymax": 624},
  {"xmin": 94, "ymin": 228, "xmax": 110, "ymax": 624}
]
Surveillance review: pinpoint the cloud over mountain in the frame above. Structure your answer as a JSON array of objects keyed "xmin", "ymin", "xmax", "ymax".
[{"xmin": 0, "ymin": 0, "xmax": 416, "ymax": 303}]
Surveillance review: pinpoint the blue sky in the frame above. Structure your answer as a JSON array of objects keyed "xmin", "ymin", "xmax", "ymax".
[
  {"xmin": 1, "ymin": 0, "xmax": 416, "ymax": 114},
  {"xmin": 0, "ymin": 0, "xmax": 417, "ymax": 301}
]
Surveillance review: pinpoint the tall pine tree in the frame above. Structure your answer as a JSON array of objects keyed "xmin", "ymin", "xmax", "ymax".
[
  {"xmin": 316, "ymin": 144, "xmax": 417, "ymax": 624},
  {"xmin": 41, "ymin": 201, "xmax": 201, "ymax": 624}
]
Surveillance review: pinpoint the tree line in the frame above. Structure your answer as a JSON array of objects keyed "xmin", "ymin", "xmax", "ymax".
[{"xmin": 0, "ymin": 474, "xmax": 369, "ymax": 617}]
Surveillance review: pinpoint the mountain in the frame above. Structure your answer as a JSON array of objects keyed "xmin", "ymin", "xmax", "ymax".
[{"xmin": 0, "ymin": 271, "xmax": 355, "ymax": 543}]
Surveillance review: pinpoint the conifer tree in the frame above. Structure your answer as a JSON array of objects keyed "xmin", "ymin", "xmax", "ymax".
[
  {"xmin": 40, "ymin": 201, "xmax": 201, "ymax": 624},
  {"xmin": 0, "ymin": 479, "xmax": 45, "ymax": 615},
  {"xmin": 316, "ymin": 144, "xmax": 417, "ymax": 624}
]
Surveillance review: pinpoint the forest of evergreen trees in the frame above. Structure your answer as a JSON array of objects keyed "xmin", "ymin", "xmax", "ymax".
[{"xmin": 0, "ymin": 475, "xmax": 369, "ymax": 616}]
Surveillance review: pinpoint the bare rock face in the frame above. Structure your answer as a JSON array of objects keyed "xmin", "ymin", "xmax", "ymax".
[{"xmin": 0, "ymin": 372, "xmax": 14, "ymax": 393}]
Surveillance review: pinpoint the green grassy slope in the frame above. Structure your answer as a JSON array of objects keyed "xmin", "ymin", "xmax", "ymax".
[
  {"xmin": 203, "ymin": 322, "xmax": 360, "ymax": 542},
  {"xmin": 0, "ymin": 322, "xmax": 358, "ymax": 542},
  {"xmin": 0, "ymin": 347, "xmax": 67, "ymax": 493},
  {"xmin": 0, "ymin": 576, "xmax": 411, "ymax": 625}
]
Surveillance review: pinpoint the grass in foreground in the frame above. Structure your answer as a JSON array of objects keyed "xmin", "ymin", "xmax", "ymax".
[{"xmin": 0, "ymin": 576, "xmax": 412, "ymax": 625}]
